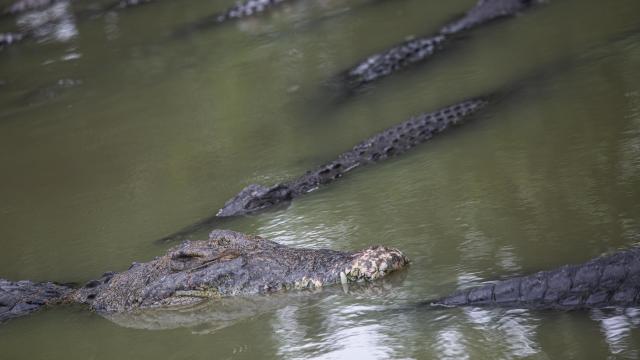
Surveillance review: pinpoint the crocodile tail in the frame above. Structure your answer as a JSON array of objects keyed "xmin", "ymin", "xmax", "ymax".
[
  {"xmin": 427, "ymin": 248, "xmax": 640, "ymax": 310},
  {"xmin": 440, "ymin": 0, "xmax": 542, "ymax": 35},
  {"xmin": 0, "ymin": 278, "xmax": 74, "ymax": 323}
]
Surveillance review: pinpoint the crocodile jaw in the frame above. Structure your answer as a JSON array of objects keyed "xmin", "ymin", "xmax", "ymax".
[{"xmin": 343, "ymin": 246, "xmax": 409, "ymax": 282}]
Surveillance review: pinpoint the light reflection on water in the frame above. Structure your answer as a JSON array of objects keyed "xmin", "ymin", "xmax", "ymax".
[
  {"xmin": 0, "ymin": 0, "xmax": 640, "ymax": 358},
  {"xmin": 256, "ymin": 199, "xmax": 362, "ymax": 249},
  {"xmin": 273, "ymin": 306, "xmax": 396, "ymax": 360},
  {"xmin": 592, "ymin": 308, "xmax": 640, "ymax": 358},
  {"xmin": 16, "ymin": 1, "xmax": 78, "ymax": 43}
]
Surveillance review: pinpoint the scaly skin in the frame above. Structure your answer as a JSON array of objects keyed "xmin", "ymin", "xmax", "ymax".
[
  {"xmin": 215, "ymin": 0, "xmax": 291, "ymax": 23},
  {"xmin": 172, "ymin": 0, "xmax": 295, "ymax": 36},
  {"xmin": 0, "ymin": 279, "xmax": 72, "ymax": 322},
  {"xmin": 0, "ymin": 230, "xmax": 409, "ymax": 323},
  {"xmin": 440, "ymin": 0, "xmax": 540, "ymax": 35},
  {"xmin": 107, "ymin": 0, "xmax": 290, "ymax": 15},
  {"xmin": 429, "ymin": 247, "xmax": 640, "ymax": 310},
  {"xmin": 216, "ymin": 97, "xmax": 489, "ymax": 217},
  {"xmin": 345, "ymin": 35, "xmax": 447, "ymax": 87},
  {"xmin": 106, "ymin": 273, "xmax": 407, "ymax": 331},
  {"xmin": 343, "ymin": 0, "xmax": 543, "ymax": 88}
]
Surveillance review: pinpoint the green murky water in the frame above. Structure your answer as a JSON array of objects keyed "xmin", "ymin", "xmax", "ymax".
[{"xmin": 1, "ymin": 0, "xmax": 640, "ymax": 358}]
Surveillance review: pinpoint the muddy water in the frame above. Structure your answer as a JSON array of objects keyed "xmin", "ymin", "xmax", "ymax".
[{"xmin": 1, "ymin": 0, "xmax": 640, "ymax": 358}]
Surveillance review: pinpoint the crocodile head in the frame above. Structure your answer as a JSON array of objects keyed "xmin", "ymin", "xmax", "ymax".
[
  {"xmin": 79, "ymin": 230, "xmax": 409, "ymax": 312},
  {"xmin": 216, "ymin": 183, "xmax": 293, "ymax": 217}
]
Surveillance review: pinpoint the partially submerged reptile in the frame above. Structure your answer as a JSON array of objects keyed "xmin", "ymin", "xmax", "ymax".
[
  {"xmin": 172, "ymin": 0, "xmax": 296, "ymax": 37},
  {"xmin": 214, "ymin": 0, "xmax": 291, "ymax": 23},
  {"xmin": 0, "ymin": 0, "xmax": 302, "ymax": 49},
  {"xmin": 343, "ymin": 0, "xmax": 545, "ymax": 89},
  {"xmin": 4, "ymin": 237, "xmax": 638, "ymax": 328},
  {"xmin": 152, "ymin": 96, "xmax": 489, "ymax": 243},
  {"xmin": 428, "ymin": 247, "xmax": 640, "ymax": 310},
  {"xmin": 0, "ymin": 230, "xmax": 409, "ymax": 324},
  {"xmin": 109, "ymin": 0, "xmax": 291, "ymax": 18},
  {"xmin": 217, "ymin": 97, "xmax": 488, "ymax": 218}
]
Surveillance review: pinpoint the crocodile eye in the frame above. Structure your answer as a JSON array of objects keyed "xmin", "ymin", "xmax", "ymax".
[
  {"xmin": 84, "ymin": 280, "xmax": 101, "ymax": 288},
  {"xmin": 245, "ymin": 198, "xmax": 269, "ymax": 210}
]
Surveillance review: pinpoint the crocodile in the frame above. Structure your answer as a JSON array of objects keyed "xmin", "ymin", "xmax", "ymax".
[
  {"xmin": 0, "ymin": 230, "xmax": 409, "ymax": 324},
  {"xmin": 2, "ymin": 0, "xmax": 297, "ymax": 47},
  {"xmin": 428, "ymin": 247, "xmax": 640, "ymax": 310},
  {"xmin": 172, "ymin": 0, "xmax": 296, "ymax": 37},
  {"xmin": 213, "ymin": 0, "xmax": 292, "ymax": 23},
  {"xmin": 106, "ymin": 0, "xmax": 291, "ymax": 17},
  {"xmin": 343, "ymin": 0, "xmax": 544, "ymax": 89},
  {"xmin": 216, "ymin": 97, "xmax": 488, "ymax": 218}
]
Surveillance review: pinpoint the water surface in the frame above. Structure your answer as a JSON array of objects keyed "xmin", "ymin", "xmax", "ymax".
[{"xmin": 1, "ymin": 0, "xmax": 640, "ymax": 358}]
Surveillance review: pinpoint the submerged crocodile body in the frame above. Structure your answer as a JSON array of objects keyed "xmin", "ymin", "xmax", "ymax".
[
  {"xmin": 0, "ymin": 230, "xmax": 408, "ymax": 323},
  {"xmin": 214, "ymin": 0, "xmax": 291, "ymax": 23},
  {"xmin": 440, "ymin": 0, "xmax": 541, "ymax": 35},
  {"xmin": 2, "ymin": 0, "xmax": 297, "ymax": 48},
  {"xmin": 216, "ymin": 97, "xmax": 488, "ymax": 218},
  {"xmin": 173, "ymin": 0, "xmax": 295, "ymax": 36},
  {"xmin": 429, "ymin": 247, "xmax": 640, "ymax": 310},
  {"xmin": 343, "ymin": 0, "xmax": 544, "ymax": 89}
]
